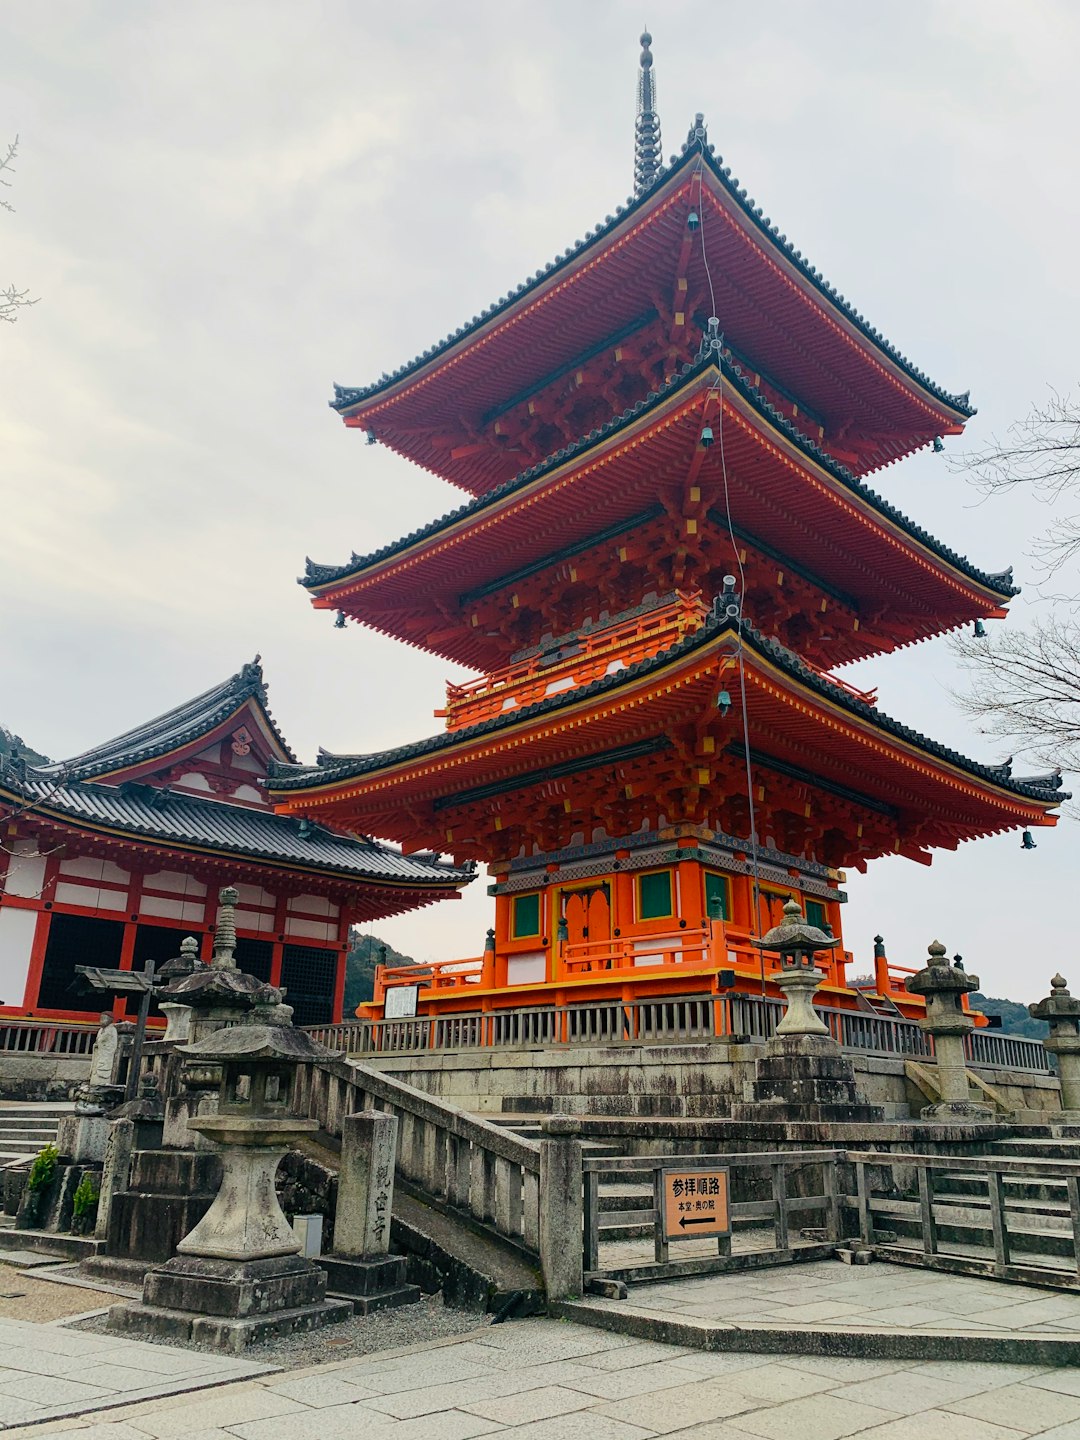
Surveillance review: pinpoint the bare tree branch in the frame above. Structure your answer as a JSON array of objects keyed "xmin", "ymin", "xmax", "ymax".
[
  {"xmin": 952, "ymin": 389, "xmax": 1080, "ymax": 578},
  {"xmin": 1, "ymin": 135, "xmax": 38, "ymax": 322}
]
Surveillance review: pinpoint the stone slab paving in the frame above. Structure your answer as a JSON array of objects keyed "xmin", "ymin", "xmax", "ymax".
[
  {"xmin": 583, "ymin": 1259, "xmax": 1080, "ymax": 1334},
  {"xmin": 16, "ymin": 1313, "xmax": 1080, "ymax": 1439},
  {"xmin": 0, "ymin": 1315, "xmax": 277, "ymax": 1429}
]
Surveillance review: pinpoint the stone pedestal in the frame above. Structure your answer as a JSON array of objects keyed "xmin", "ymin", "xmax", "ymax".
[
  {"xmin": 56, "ymin": 1114, "xmax": 111, "ymax": 1165},
  {"xmin": 735, "ymin": 1033, "xmax": 884, "ymax": 1122},
  {"xmin": 737, "ymin": 901, "xmax": 884, "ymax": 1123},
  {"xmin": 1030, "ymin": 975, "xmax": 1080, "ymax": 1117},
  {"xmin": 907, "ymin": 941, "xmax": 993, "ymax": 1120},
  {"xmin": 108, "ymin": 1254, "xmax": 350, "ymax": 1352}
]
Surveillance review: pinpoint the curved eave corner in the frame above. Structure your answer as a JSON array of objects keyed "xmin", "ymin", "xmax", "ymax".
[{"xmin": 328, "ymin": 144, "xmax": 974, "ymax": 428}]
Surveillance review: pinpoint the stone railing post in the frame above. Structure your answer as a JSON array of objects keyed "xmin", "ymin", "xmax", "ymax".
[
  {"xmin": 906, "ymin": 940, "xmax": 993, "ymax": 1120},
  {"xmin": 94, "ymin": 1117, "xmax": 135, "ymax": 1242},
  {"xmin": 1030, "ymin": 975, "xmax": 1080, "ymax": 1117},
  {"xmin": 336, "ymin": 1111, "xmax": 398, "ymax": 1257},
  {"xmin": 539, "ymin": 1114, "xmax": 583, "ymax": 1302}
]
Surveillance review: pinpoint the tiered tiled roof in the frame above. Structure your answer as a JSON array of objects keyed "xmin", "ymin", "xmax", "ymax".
[
  {"xmin": 330, "ymin": 141, "xmax": 974, "ymax": 424},
  {"xmin": 304, "ymin": 352, "xmax": 1015, "ymax": 601},
  {"xmin": 267, "ymin": 612, "xmax": 1064, "ymax": 808}
]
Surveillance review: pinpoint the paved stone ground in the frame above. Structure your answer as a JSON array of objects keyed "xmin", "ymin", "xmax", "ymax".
[
  {"xmin": 0, "ymin": 1314, "xmax": 275, "ymax": 1430},
  {"xmin": 584, "ymin": 1260, "xmax": 1080, "ymax": 1334},
  {"xmin": 18, "ymin": 1314, "xmax": 1080, "ymax": 1439}
]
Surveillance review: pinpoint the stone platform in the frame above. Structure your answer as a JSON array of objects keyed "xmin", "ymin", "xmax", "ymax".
[{"xmin": 557, "ymin": 1256, "xmax": 1080, "ymax": 1364}]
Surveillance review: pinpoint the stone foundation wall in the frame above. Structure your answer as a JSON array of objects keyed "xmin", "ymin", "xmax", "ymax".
[
  {"xmin": 362, "ymin": 1043, "xmax": 1061, "ymax": 1121},
  {"xmin": 0, "ymin": 1055, "xmax": 90, "ymax": 1102}
]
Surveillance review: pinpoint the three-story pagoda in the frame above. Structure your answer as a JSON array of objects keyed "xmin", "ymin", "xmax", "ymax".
[{"xmin": 270, "ymin": 36, "xmax": 1063, "ymax": 1026}]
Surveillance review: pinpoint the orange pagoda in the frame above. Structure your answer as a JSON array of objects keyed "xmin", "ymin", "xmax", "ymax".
[{"xmin": 270, "ymin": 36, "xmax": 1063, "ymax": 1033}]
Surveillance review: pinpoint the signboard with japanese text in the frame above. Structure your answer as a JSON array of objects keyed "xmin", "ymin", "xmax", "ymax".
[
  {"xmin": 660, "ymin": 1167, "xmax": 730, "ymax": 1241},
  {"xmin": 384, "ymin": 984, "xmax": 419, "ymax": 1019}
]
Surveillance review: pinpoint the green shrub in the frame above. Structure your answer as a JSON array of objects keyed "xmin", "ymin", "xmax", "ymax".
[
  {"xmin": 72, "ymin": 1173, "xmax": 98, "ymax": 1218},
  {"xmin": 27, "ymin": 1143, "xmax": 58, "ymax": 1193}
]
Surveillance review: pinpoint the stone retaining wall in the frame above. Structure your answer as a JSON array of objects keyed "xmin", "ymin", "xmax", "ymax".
[{"xmin": 362, "ymin": 1043, "xmax": 1061, "ymax": 1121}]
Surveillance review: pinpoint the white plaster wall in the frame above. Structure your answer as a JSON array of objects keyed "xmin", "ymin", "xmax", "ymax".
[
  {"xmin": 0, "ymin": 907, "xmax": 37, "ymax": 1007},
  {"xmin": 2, "ymin": 847, "xmax": 46, "ymax": 899}
]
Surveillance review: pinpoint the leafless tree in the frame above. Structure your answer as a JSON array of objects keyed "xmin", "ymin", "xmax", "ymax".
[
  {"xmin": 950, "ymin": 391, "xmax": 1080, "ymax": 791},
  {"xmin": 2, "ymin": 135, "xmax": 38, "ymax": 324},
  {"xmin": 959, "ymin": 391, "xmax": 1080, "ymax": 576}
]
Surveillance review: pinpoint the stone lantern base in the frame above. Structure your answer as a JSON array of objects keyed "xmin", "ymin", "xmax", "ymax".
[
  {"xmin": 919, "ymin": 1099, "xmax": 995, "ymax": 1122},
  {"xmin": 733, "ymin": 1034, "xmax": 885, "ymax": 1123},
  {"xmin": 108, "ymin": 1254, "xmax": 351, "ymax": 1352}
]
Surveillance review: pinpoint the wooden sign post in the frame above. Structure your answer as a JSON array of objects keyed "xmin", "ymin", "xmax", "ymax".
[{"xmin": 656, "ymin": 1166, "xmax": 730, "ymax": 1262}]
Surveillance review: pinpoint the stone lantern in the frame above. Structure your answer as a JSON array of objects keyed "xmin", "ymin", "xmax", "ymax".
[
  {"xmin": 906, "ymin": 940, "xmax": 993, "ymax": 1120},
  {"xmin": 755, "ymin": 896, "xmax": 838, "ymax": 1039},
  {"xmin": 107, "ymin": 1018, "xmax": 350, "ymax": 1348},
  {"xmin": 733, "ymin": 896, "xmax": 883, "ymax": 1122},
  {"xmin": 1030, "ymin": 975, "xmax": 1080, "ymax": 1117}
]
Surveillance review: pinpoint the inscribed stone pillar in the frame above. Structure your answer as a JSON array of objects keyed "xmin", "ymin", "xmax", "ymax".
[
  {"xmin": 539, "ymin": 1114, "xmax": 584, "ymax": 1302},
  {"xmin": 335, "ymin": 1111, "xmax": 398, "ymax": 1257}
]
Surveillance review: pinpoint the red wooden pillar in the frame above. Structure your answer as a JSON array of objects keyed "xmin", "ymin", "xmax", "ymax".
[{"xmin": 270, "ymin": 892, "xmax": 288, "ymax": 989}]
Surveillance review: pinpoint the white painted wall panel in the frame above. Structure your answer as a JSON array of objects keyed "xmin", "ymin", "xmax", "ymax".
[
  {"xmin": 288, "ymin": 895, "xmax": 338, "ymax": 918},
  {"xmin": 236, "ymin": 884, "xmax": 274, "ymax": 907},
  {"xmin": 236, "ymin": 908, "xmax": 274, "ymax": 933},
  {"xmin": 59, "ymin": 857, "xmax": 130, "ymax": 884},
  {"xmin": 3, "ymin": 853, "xmax": 46, "ymax": 899},
  {"xmin": 0, "ymin": 906, "xmax": 37, "ymax": 1007},
  {"xmin": 285, "ymin": 917, "xmax": 334, "ymax": 942},
  {"xmin": 507, "ymin": 953, "xmax": 546, "ymax": 985}
]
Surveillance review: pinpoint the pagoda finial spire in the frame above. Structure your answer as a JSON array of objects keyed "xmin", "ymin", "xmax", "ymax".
[{"xmin": 635, "ymin": 29, "xmax": 661, "ymax": 195}]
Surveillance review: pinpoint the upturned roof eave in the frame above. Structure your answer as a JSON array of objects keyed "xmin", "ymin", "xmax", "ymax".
[
  {"xmin": 267, "ymin": 616, "xmax": 1064, "ymax": 813},
  {"xmin": 303, "ymin": 353, "xmax": 1016, "ymax": 606},
  {"xmin": 0, "ymin": 774, "xmax": 472, "ymax": 890},
  {"xmin": 39, "ymin": 660, "xmax": 298, "ymax": 782},
  {"xmin": 330, "ymin": 144, "xmax": 975, "ymax": 426}
]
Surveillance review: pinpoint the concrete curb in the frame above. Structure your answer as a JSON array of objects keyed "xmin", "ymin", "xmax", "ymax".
[{"xmin": 552, "ymin": 1297, "xmax": 1080, "ymax": 1366}]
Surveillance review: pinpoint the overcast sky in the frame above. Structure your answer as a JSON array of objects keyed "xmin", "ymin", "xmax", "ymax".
[{"xmin": 3, "ymin": 1, "xmax": 1076, "ymax": 997}]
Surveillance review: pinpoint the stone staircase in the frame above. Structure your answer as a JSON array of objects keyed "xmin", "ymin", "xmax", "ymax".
[{"xmin": 0, "ymin": 1102, "xmax": 74, "ymax": 1163}]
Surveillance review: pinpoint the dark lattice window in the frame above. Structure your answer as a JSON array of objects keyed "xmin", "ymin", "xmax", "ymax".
[
  {"xmin": 131, "ymin": 924, "xmax": 195, "ymax": 1019},
  {"xmin": 235, "ymin": 938, "xmax": 273, "ymax": 983},
  {"xmin": 38, "ymin": 913, "xmax": 124, "ymax": 1012},
  {"xmin": 280, "ymin": 944, "xmax": 336, "ymax": 1026}
]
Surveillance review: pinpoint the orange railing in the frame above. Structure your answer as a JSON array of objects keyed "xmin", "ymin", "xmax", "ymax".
[{"xmin": 441, "ymin": 591, "xmax": 709, "ymax": 731}]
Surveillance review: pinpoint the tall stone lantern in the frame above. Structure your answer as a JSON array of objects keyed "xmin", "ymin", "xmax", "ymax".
[
  {"xmin": 733, "ymin": 897, "xmax": 883, "ymax": 1122},
  {"xmin": 1030, "ymin": 975, "xmax": 1080, "ymax": 1117},
  {"xmin": 906, "ymin": 940, "xmax": 993, "ymax": 1120},
  {"xmin": 107, "ymin": 1018, "xmax": 351, "ymax": 1349}
]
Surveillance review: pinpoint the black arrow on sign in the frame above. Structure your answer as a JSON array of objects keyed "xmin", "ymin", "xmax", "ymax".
[{"xmin": 678, "ymin": 1215, "xmax": 716, "ymax": 1229}]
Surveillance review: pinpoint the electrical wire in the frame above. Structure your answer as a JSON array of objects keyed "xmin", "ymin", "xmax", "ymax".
[{"xmin": 692, "ymin": 154, "xmax": 768, "ymax": 997}]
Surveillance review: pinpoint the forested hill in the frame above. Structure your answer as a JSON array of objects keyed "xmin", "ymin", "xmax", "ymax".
[
  {"xmin": 971, "ymin": 992, "xmax": 1049, "ymax": 1041},
  {"xmin": 343, "ymin": 932, "xmax": 416, "ymax": 1016},
  {"xmin": 0, "ymin": 727, "xmax": 49, "ymax": 767}
]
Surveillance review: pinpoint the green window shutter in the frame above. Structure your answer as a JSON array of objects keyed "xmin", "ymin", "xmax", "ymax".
[
  {"xmin": 805, "ymin": 900, "xmax": 827, "ymax": 931},
  {"xmin": 704, "ymin": 871, "xmax": 730, "ymax": 921},
  {"xmin": 512, "ymin": 892, "xmax": 541, "ymax": 938},
  {"xmin": 638, "ymin": 870, "xmax": 673, "ymax": 920}
]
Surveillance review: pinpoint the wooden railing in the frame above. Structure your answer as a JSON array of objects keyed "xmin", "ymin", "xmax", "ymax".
[
  {"xmin": 851, "ymin": 1151, "xmax": 1080, "ymax": 1286},
  {"xmin": 306, "ymin": 993, "xmax": 1052, "ymax": 1075},
  {"xmin": 293, "ymin": 1057, "xmax": 541, "ymax": 1259},
  {"xmin": 441, "ymin": 592, "xmax": 708, "ymax": 730},
  {"xmin": 583, "ymin": 1148, "xmax": 843, "ymax": 1283},
  {"xmin": 0, "ymin": 1018, "xmax": 98, "ymax": 1056}
]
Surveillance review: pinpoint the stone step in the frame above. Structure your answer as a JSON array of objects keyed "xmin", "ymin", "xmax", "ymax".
[
  {"xmin": 880, "ymin": 1205, "xmax": 1076, "ymax": 1260},
  {"xmin": 328, "ymin": 1284, "xmax": 422, "ymax": 1315},
  {"xmin": 935, "ymin": 1172, "xmax": 1069, "ymax": 1204},
  {"xmin": 989, "ymin": 1138, "xmax": 1080, "ymax": 1160}
]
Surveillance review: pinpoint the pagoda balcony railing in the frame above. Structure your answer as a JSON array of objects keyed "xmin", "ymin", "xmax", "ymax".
[
  {"xmin": 800, "ymin": 658, "xmax": 877, "ymax": 707},
  {"xmin": 440, "ymin": 591, "xmax": 709, "ymax": 731},
  {"xmin": 304, "ymin": 992, "xmax": 1051, "ymax": 1074}
]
